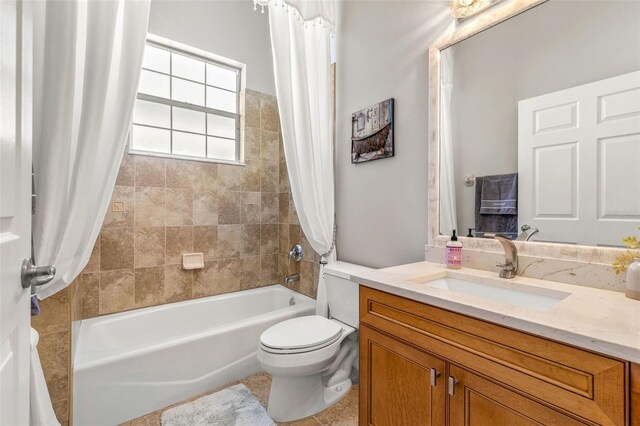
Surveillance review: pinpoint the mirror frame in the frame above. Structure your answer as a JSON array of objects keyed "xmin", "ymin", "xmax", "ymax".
[{"xmin": 427, "ymin": 0, "xmax": 625, "ymax": 265}]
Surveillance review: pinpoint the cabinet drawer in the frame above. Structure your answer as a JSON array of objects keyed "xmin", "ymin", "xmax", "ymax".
[{"xmin": 359, "ymin": 286, "xmax": 628, "ymax": 425}]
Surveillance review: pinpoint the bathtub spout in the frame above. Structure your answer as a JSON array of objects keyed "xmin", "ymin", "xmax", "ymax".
[{"xmin": 284, "ymin": 273, "xmax": 299, "ymax": 285}]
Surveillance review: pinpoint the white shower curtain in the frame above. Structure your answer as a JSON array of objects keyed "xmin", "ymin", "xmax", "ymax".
[
  {"xmin": 268, "ymin": 0, "xmax": 336, "ymax": 316},
  {"xmin": 439, "ymin": 48, "xmax": 458, "ymax": 237},
  {"xmin": 32, "ymin": 0, "xmax": 150, "ymax": 299}
]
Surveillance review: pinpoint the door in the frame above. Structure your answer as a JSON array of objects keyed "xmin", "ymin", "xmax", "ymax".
[
  {"xmin": 448, "ymin": 364, "xmax": 587, "ymax": 426},
  {"xmin": 359, "ymin": 324, "xmax": 446, "ymax": 426},
  {"xmin": 0, "ymin": 0, "xmax": 33, "ymax": 424},
  {"xmin": 518, "ymin": 71, "xmax": 640, "ymax": 246}
]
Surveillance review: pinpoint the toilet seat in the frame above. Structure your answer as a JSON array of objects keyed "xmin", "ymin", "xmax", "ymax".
[{"xmin": 260, "ymin": 316, "xmax": 346, "ymax": 354}]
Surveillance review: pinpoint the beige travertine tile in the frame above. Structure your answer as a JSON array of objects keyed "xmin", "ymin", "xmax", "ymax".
[
  {"xmin": 135, "ymin": 266, "xmax": 165, "ymax": 308},
  {"xmin": 314, "ymin": 385, "xmax": 359, "ymax": 426},
  {"xmin": 166, "ymin": 159, "xmax": 194, "ymax": 189},
  {"xmin": 193, "ymin": 261, "xmax": 219, "ymax": 297},
  {"xmin": 278, "ymin": 133, "xmax": 285, "ymax": 163},
  {"xmin": 218, "ymin": 190, "xmax": 241, "ymax": 224},
  {"xmin": 261, "ymin": 254, "xmax": 279, "ymax": 286},
  {"xmin": 218, "ymin": 164, "xmax": 242, "ymax": 191},
  {"xmin": 279, "ymin": 224, "xmax": 289, "ymax": 254},
  {"xmin": 122, "ymin": 411, "xmax": 161, "ymax": 426},
  {"xmin": 134, "ymin": 227, "xmax": 165, "ymax": 267},
  {"xmin": 245, "ymin": 90, "xmax": 261, "ymax": 128},
  {"xmin": 279, "ymin": 161, "xmax": 290, "ymax": 193},
  {"xmin": 301, "ymin": 232, "xmax": 320, "ymax": 263},
  {"xmin": 51, "ymin": 398, "xmax": 69, "ymax": 424},
  {"xmin": 192, "ymin": 162, "xmax": 218, "ymax": 193},
  {"xmin": 300, "ymin": 260, "xmax": 315, "ymax": 298},
  {"xmin": 242, "ymin": 160, "xmax": 261, "ymax": 192},
  {"xmin": 135, "ymin": 187, "xmax": 165, "ymax": 227},
  {"xmin": 38, "ymin": 330, "xmax": 69, "ymax": 403},
  {"xmin": 241, "ymin": 256, "xmax": 261, "ymax": 289},
  {"xmin": 278, "ymin": 193, "xmax": 289, "ymax": 225},
  {"xmin": 289, "ymin": 202, "xmax": 300, "ymax": 226},
  {"xmin": 241, "ymin": 224, "xmax": 261, "ymax": 257},
  {"xmin": 135, "ymin": 156, "xmax": 165, "ymax": 187},
  {"xmin": 313, "ymin": 262, "xmax": 320, "ymax": 290},
  {"xmin": 193, "ymin": 225, "xmax": 218, "ymax": 261},
  {"xmin": 84, "ymin": 239, "xmax": 100, "ymax": 272},
  {"xmin": 218, "ymin": 258, "xmax": 241, "ymax": 293},
  {"xmin": 261, "ymin": 192, "xmax": 279, "ymax": 224},
  {"xmin": 241, "ymin": 191, "xmax": 261, "ymax": 224},
  {"xmin": 261, "ymin": 224, "xmax": 279, "ymax": 256},
  {"xmin": 31, "ymin": 286, "xmax": 68, "ymax": 335},
  {"xmin": 100, "ymin": 228, "xmax": 134, "ymax": 271},
  {"xmin": 218, "ymin": 224, "xmax": 241, "ymax": 259},
  {"xmin": 261, "ymin": 130, "xmax": 280, "ymax": 162},
  {"xmin": 245, "ymin": 126, "xmax": 261, "ymax": 160},
  {"xmin": 103, "ymin": 185, "xmax": 135, "ymax": 228},
  {"xmin": 116, "ymin": 153, "xmax": 135, "ymax": 186},
  {"xmin": 193, "ymin": 189, "xmax": 218, "ymax": 226},
  {"xmin": 165, "ymin": 226, "xmax": 193, "ymax": 265},
  {"xmin": 166, "ymin": 188, "xmax": 193, "ymax": 226},
  {"xmin": 260, "ymin": 95, "xmax": 280, "ymax": 132},
  {"xmin": 279, "ymin": 418, "xmax": 322, "ymax": 426},
  {"xmin": 100, "ymin": 269, "xmax": 135, "ymax": 314},
  {"xmin": 241, "ymin": 372, "xmax": 272, "ymax": 408},
  {"xmin": 278, "ymin": 254, "xmax": 289, "ymax": 278},
  {"xmin": 164, "ymin": 265, "xmax": 192, "ymax": 303},
  {"xmin": 289, "ymin": 225, "xmax": 301, "ymax": 247},
  {"xmin": 260, "ymin": 161, "xmax": 279, "ymax": 193},
  {"xmin": 79, "ymin": 273, "xmax": 100, "ymax": 319}
]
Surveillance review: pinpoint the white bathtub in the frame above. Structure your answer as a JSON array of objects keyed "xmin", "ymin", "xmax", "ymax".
[{"xmin": 73, "ymin": 285, "xmax": 315, "ymax": 426}]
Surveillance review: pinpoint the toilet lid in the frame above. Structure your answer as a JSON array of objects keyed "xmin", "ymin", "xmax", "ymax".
[{"xmin": 260, "ymin": 316, "xmax": 343, "ymax": 351}]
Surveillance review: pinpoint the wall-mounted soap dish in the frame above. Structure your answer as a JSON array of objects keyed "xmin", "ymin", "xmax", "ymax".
[{"xmin": 182, "ymin": 253, "xmax": 204, "ymax": 270}]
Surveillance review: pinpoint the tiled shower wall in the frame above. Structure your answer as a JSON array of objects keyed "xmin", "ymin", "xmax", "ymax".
[
  {"xmin": 34, "ymin": 89, "xmax": 320, "ymax": 424},
  {"xmin": 73, "ymin": 89, "xmax": 319, "ymax": 320}
]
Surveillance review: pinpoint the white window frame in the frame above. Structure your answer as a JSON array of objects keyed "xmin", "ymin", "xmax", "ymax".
[{"xmin": 129, "ymin": 33, "xmax": 246, "ymax": 165}]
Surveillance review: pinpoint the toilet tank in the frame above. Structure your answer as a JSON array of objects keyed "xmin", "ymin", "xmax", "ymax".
[{"xmin": 323, "ymin": 262, "xmax": 373, "ymax": 329}]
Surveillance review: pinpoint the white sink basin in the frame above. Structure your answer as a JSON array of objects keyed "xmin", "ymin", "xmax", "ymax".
[{"xmin": 425, "ymin": 277, "xmax": 570, "ymax": 312}]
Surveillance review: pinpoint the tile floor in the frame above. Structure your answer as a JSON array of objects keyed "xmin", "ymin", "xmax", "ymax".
[{"xmin": 121, "ymin": 372, "xmax": 359, "ymax": 426}]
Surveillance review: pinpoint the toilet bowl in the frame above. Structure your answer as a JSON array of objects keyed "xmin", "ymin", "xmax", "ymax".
[{"xmin": 257, "ymin": 262, "xmax": 370, "ymax": 422}]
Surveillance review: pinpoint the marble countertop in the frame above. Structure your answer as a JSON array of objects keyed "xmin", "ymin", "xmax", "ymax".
[{"xmin": 350, "ymin": 261, "xmax": 640, "ymax": 363}]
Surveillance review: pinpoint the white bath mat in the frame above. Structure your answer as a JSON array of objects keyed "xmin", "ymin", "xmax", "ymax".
[{"xmin": 160, "ymin": 384, "xmax": 275, "ymax": 426}]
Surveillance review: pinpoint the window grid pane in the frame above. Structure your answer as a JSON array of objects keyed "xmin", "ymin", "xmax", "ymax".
[{"xmin": 133, "ymin": 40, "xmax": 241, "ymax": 163}]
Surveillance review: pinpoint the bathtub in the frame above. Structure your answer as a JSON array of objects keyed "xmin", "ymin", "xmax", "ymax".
[{"xmin": 73, "ymin": 285, "xmax": 315, "ymax": 425}]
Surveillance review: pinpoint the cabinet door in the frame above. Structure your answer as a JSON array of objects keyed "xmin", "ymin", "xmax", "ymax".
[
  {"xmin": 448, "ymin": 364, "xmax": 588, "ymax": 426},
  {"xmin": 360, "ymin": 324, "xmax": 446, "ymax": 426}
]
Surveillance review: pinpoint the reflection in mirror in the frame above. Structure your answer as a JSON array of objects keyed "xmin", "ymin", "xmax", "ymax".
[{"xmin": 439, "ymin": 0, "xmax": 640, "ymax": 247}]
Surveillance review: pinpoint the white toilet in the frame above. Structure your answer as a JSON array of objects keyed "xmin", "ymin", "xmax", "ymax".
[{"xmin": 257, "ymin": 261, "xmax": 369, "ymax": 422}]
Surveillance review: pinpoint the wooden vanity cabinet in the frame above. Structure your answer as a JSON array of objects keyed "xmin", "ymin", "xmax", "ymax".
[
  {"xmin": 359, "ymin": 324, "xmax": 446, "ymax": 425},
  {"xmin": 359, "ymin": 286, "xmax": 632, "ymax": 426}
]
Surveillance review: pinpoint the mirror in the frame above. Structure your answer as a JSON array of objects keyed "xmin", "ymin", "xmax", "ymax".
[{"xmin": 438, "ymin": 0, "xmax": 640, "ymax": 247}]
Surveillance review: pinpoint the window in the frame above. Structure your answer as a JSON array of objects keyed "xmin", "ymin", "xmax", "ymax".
[{"xmin": 130, "ymin": 35, "xmax": 243, "ymax": 163}]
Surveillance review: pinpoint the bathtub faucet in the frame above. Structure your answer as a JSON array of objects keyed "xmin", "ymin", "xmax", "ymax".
[{"xmin": 284, "ymin": 273, "xmax": 299, "ymax": 286}]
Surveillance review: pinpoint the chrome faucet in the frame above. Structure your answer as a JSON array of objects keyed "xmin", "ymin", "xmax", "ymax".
[
  {"xmin": 284, "ymin": 273, "xmax": 300, "ymax": 285},
  {"xmin": 516, "ymin": 224, "xmax": 539, "ymax": 242},
  {"xmin": 486, "ymin": 233, "xmax": 518, "ymax": 279}
]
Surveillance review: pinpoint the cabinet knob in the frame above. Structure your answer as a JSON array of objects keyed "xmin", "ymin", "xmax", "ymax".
[
  {"xmin": 430, "ymin": 368, "xmax": 441, "ymax": 387},
  {"xmin": 448, "ymin": 376, "xmax": 459, "ymax": 396}
]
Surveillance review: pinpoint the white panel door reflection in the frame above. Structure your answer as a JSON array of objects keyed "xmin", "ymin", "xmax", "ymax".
[{"xmin": 519, "ymin": 71, "xmax": 640, "ymax": 246}]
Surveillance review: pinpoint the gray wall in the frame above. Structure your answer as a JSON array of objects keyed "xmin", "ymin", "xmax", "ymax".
[
  {"xmin": 148, "ymin": 0, "xmax": 276, "ymax": 95},
  {"xmin": 335, "ymin": 1, "xmax": 452, "ymax": 268},
  {"xmin": 450, "ymin": 1, "xmax": 640, "ymax": 233}
]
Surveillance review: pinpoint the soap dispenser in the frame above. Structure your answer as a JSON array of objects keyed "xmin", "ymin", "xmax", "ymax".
[{"xmin": 446, "ymin": 230, "xmax": 463, "ymax": 269}]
